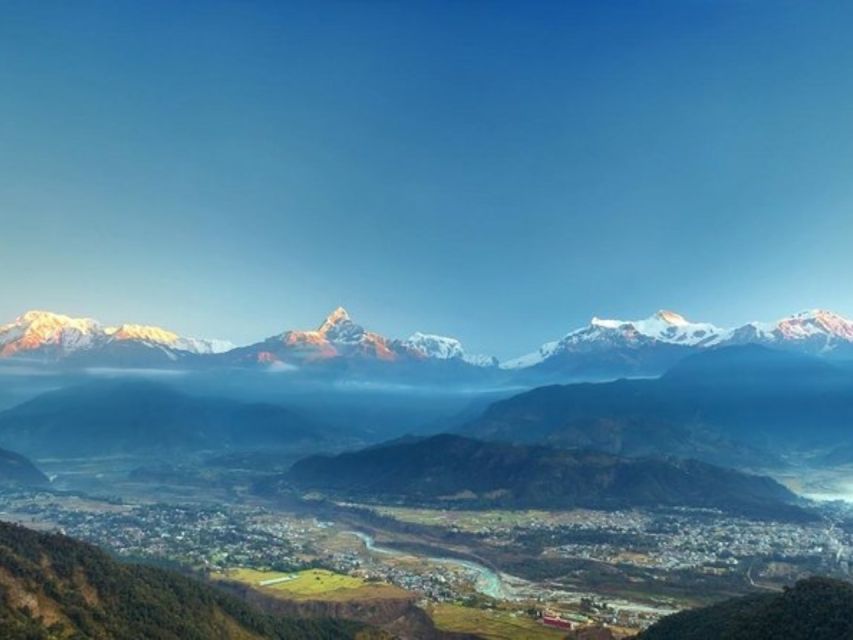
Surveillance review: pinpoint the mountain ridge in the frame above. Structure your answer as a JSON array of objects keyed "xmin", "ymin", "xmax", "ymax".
[
  {"xmin": 0, "ymin": 380, "xmax": 335, "ymax": 458},
  {"xmin": 282, "ymin": 433, "xmax": 806, "ymax": 519},
  {"xmin": 0, "ymin": 310, "xmax": 234, "ymax": 364}
]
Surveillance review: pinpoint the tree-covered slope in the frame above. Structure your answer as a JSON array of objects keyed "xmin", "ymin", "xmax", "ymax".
[
  {"xmin": 636, "ymin": 577, "xmax": 853, "ymax": 640},
  {"xmin": 285, "ymin": 434, "xmax": 804, "ymax": 518},
  {"xmin": 0, "ymin": 521, "xmax": 371, "ymax": 640}
]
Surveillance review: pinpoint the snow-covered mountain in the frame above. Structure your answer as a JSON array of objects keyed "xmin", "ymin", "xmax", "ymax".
[
  {"xmin": 227, "ymin": 307, "xmax": 498, "ymax": 374},
  {"xmin": 0, "ymin": 310, "xmax": 101, "ymax": 358},
  {"xmin": 590, "ymin": 310, "xmax": 724, "ymax": 347},
  {"xmin": 504, "ymin": 308, "xmax": 853, "ymax": 379},
  {"xmin": 103, "ymin": 324, "xmax": 233, "ymax": 355},
  {"xmin": 270, "ymin": 306, "xmax": 401, "ymax": 362},
  {"xmin": 0, "ymin": 310, "xmax": 233, "ymax": 363},
  {"xmin": 503, "ymin": 310, "xmax": 724, "ymax": 370},
  {"xmin": 404, "ymin": 332, "xmax": 499, "ymax": 367},
  {"xmin": 721, "ymin": 309, "xmax": 853, "ymax": 356},
  {"xmin": 0, "ymin": 307, "xmax": 499, "ymax": 374},
  {"xmin": 4, "ymin": 305, "xmax": 853, "ymax": 381}
]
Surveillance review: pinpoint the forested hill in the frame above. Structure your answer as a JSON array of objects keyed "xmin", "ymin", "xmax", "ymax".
[
  {"xmin": 285, "ymin": 434, "xmax": 804, "ymax": 519},
  {"xmin": 0, "ymin": 521, "xmax": 372, "ymax": 640},
  {"xmin": 636, "ymin": 577, "xmax": 853, "ymax": 640}
]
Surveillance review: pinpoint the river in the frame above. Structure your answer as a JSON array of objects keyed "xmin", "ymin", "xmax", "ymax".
[{"xmin": 345, "ymin": 530, "xmax": 510, "ymax": 600}]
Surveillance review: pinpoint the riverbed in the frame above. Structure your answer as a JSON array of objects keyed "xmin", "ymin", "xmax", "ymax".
[{"xmin": 345, "ymin": 530, "xmax": 512, "ymax": 599}]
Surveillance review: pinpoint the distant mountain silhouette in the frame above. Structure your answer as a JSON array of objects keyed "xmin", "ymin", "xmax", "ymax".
[
  {"xmin": 465, "ymin": 345, "xmax": 853, "ymax": 461},
  {"xmin": 0, "ymin": 380, "xmax": 330, "ymax": 458},
  {"xmin": 0, "ymin": 447, "xmax": 47, "ymax": 486},
  {"xmin": 661, "ymin": 343, "xmax": 845, "ymax": 387}
]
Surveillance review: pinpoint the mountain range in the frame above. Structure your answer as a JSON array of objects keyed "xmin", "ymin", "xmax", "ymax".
[
  {"xmin": 221, "ymin": 307, "xmax": 498, "ymax": 377},
  {"xmin": 464, "ymin": 344, "xmax": 853, "ymax": 464},
  {"xmin": 505, "ymin": 308, "xmax": 853, "ymax": 382},
  {"xmin": 0, "ymin": 310, "xmax": 234, "ymax": 365},
  {"xmin": 6, "ymin": 343, "xmax": 851, "ymax": 470},
  {"xmin": 3, "ymin": 307, "xmax": 853, "ymax": 383},
  {"xmin": 0, "ymin": 380, "xmax": 335, "ymax": 458}
]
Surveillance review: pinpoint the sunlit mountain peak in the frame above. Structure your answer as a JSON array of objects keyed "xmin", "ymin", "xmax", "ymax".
[
  {"xmin": 654, "ymin": 310, "xmax": 689, "ymax": 326},
  {"xmin": 104, "ymin": 324, "xmax": 180, "ymax": 345},
  {"xmin": 318, "ymin": 306, "xmax": 352, "ymax": 332}
]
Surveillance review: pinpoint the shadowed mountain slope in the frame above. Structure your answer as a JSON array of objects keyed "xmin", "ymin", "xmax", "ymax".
[
  {"xmin": 465, "ymin": 346, "xmax": 853, "ymax": 461},
  {"xmin": 284, "ymin": 434, "xmax": 805, "ymax": 519},
  {"xmin": 0, "ymin": 521, "xmax": 371, "ymax": 640},
  {"xmin": 636, "ymin": 577, "xmax": 853, "ymax": 640},
  {"xmin": 0, "ymin": 380, "xmax": 330, "ymax": 458}
]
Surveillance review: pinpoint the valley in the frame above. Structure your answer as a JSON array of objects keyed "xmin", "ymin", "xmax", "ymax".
[
  {"xmin": 3, "ymin": 311, "xmax": 853, "ymax": 637},
  {"xmin": 2, "ymin": 454, "xmax": 852, "ymax": 637},
  {"xmin": 7, "ymin": 4, "xmax": 853, "ymax": 636}
]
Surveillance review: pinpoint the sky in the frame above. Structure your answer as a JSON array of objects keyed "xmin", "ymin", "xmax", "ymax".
[{"xmin": 2, "ymin": 1, "xmax": 853, "ymax": 359}]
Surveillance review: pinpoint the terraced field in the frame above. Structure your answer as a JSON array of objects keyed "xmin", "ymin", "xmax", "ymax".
[
  {"xmin": 428, "ymin": 603, "xmax": 569, "ymax": 640},
  {"xmin": 216, "ymin": 567, "xmax": 409, "ymax": 602}
]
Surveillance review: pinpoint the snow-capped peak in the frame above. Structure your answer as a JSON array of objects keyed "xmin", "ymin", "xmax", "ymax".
[
  {"xmin": 775, "ymin": 309, "xmax": 853, "ymax": 342},
  {"xmin": 404, "ymin": 332, "xmax": 498, "ymax": 367},
  {"xmin": 500, "ymin": 340, "xmax": 561, "ymax": 370},
  {"xmin": 591, "ymin": 309, "xmax": 688, "ymax": 331},
  {"xmin": 589, "ymin": 317, "xmax": 623, "ymax": 330},
  {"xmin": 314, "ymin": 307, "xmax": 366, "ymax": 344},
  {"xmin": 502, "ymin": 310, "xmax": 722, "ymax": 369},
  {"xmin": 405, "ymin": 332, "xmax": 465, "ymax": 360},
  {"xmin": 104, "ymin": 324, "xmax": 235, "ymax": 354},
  {"xmin": 319, "ymin": 307, "xmax": 351, "ymax": 331},
  {"xmin": 13, "ymin": 309, "xmax": 100, "ymax": 333},
  {"xmin": 0, "ymin": 310, "xmax": 232, "ymax": 358},
  {"xmin": 655, "ymin": 309, "xmax": 689, "ymax": 326},
  {"xmin": 0, "ymin": 310, "xmax": 101, "ymax": 357},
  {"xmin": 105, "ymin": 323, "xmax": 181, "ymax": 345},
  {"xmin": 583, "ymin": 310, "xmax": 722, "ymax": 347},
  {"xmin": 719, "ymin": 309, "xmax": 853, "ymax": 354}
]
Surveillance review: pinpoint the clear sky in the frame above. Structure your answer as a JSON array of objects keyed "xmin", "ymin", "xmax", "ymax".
[{"xmin": 2, "ymin": 1, "xmax": 853, "ymax": 358}]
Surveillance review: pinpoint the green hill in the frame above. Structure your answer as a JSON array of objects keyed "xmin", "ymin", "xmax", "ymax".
[
  {"xmin": 0, "ymin": 520, "xmax": 371, "ymax": 640},
  {"xmin": 637, "ymin": 577, "xmax": 853, "ymax": 640}
]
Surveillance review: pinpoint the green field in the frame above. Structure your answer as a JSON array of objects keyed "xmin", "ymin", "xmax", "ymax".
[
  {"xmin": 369, "ymin": 505, "xmax": 593, "ymax": 532},
  {"xmin": 215, "ymin": 568, "xmax": 408, "ymax": 602},
  {"xmin": 428, "ymin": 603, "xmax": 569, "ymax": 640}
]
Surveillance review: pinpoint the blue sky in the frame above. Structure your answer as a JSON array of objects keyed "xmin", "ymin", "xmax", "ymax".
[{"xmin": 2, "ymin": 1, "xmax": 853, "ymax": 358}]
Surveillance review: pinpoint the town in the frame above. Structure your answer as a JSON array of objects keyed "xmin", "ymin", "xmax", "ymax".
[{"xmin": 1, "ymin": 485, "xmax": 851, "ymax": 634}]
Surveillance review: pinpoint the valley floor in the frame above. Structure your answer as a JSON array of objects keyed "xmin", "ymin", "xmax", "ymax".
[{"xmin": 2, "ymin": 456, "xmax": 852, "ymax": 637}]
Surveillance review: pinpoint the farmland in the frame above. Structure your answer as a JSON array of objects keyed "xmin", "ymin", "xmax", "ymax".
[
  {"xmin": 215, "ymin": 567, "xmax": 409, "ymax": 602},
  {"xmin": 428, "ymin": 603, "xmax": 570, "ymax": 640}
]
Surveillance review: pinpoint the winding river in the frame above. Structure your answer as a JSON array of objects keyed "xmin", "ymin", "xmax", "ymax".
[
  {"xmin": 345, "ymin": 530, "xmax": 510, "ymax": 600},
  {"xmin": 344, "ymin": 531, "xmax": 681, "ymax": 617}
]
